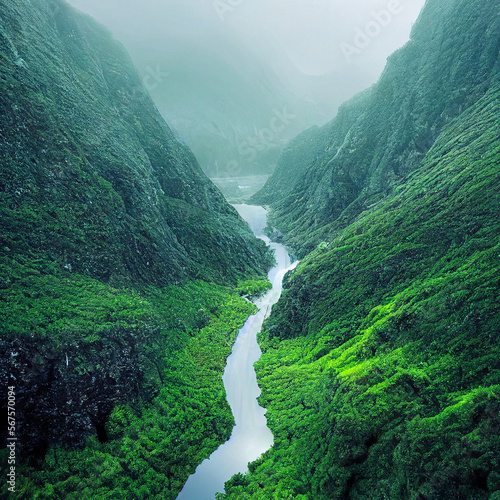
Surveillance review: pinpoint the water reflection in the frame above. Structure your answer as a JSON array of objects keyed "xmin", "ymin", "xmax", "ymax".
[{"xmin": 177, "ymin": 205, "xmax": 297, "ymax": 500}]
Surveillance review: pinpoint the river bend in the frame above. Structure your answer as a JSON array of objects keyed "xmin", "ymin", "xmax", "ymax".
[{"xmin": 177, "ymin": 204, "xmax": 297, "ymax": 500}]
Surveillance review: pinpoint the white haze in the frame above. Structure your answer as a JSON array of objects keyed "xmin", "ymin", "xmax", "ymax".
[
  {"xmin": 66, "ymin": 0, "xmax": 426, "ymax": 176},
  {"xmin": 67, "ymin": 0, "xmax": 424, "ymax": 111}
]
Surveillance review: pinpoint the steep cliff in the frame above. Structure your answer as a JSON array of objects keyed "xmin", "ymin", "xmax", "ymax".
[
  {"xmin": 0, "ymin": 0, "xmax": 271, "ymax": 287},
  {"xmin": 0, "ymin": 0, "xmax": 272, "ymax": 477},
  {"xmin": 225, "ymin": 66, "xmax": 500, "ymax": 500},
  {"xmin": 255, "ymin": 0, "xmax": 500, "ymax": 255}
]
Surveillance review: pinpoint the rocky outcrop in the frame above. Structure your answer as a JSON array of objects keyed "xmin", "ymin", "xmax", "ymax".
[{"xmin": 3, "ymin": 332, "xmax": 145, "ymax": 461}]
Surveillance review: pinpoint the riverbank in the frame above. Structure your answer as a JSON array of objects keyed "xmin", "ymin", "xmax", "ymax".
[{"xmin": 176, "ymin": 205, "xmax": 298, "ymax": 500}]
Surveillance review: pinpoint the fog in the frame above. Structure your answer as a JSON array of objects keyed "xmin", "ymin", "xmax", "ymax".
[{"xmin": 66, "ymin": 0, "xmax": 426, "ymax": 178}]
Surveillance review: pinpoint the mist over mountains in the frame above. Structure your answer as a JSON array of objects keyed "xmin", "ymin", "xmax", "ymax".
[{"xmin": 67, "ymin": 0, "xmax": 425, "ymax": 177}]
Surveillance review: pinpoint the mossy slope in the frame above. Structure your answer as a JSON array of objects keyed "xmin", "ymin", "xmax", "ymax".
[
  {"xmin": 220, "ymin": 16, "xmax": 500, "ymax": 500},
  {"xmin": 255, "ymin": 0, "xmax": 499, "ymax": 256},
  {"xmin": 0, "ymin": 0, "xmax": 273, "ymax": 492},
  {"xmin": 1, "ymin": 278, "xmax": 259, "ymax": 499},
  {"xmin": 0, "ymin": 0, "xmax": 271, "ymax": 286}
]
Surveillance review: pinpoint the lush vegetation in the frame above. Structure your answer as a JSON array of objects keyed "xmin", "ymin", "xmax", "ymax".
[
  {"xmin": 0, "ymin": 0, "xmax": 272, "ymax": 497},
  {"xmin": 0, "ymin": 0, "xmax": 271, "ymax": 287},
  {"xmin": 220, "ymin": 81, "xmax": 500, "ymax": 499},
  {"xmin": 236, "ymin": 278, "xmax": 273, "ymax": 299},
  {"xmin": 258, "ymin": 0, "xmax": 500, "ymax": 256},
  {"xmin": 2, "ymin": 0, "xmax": 499, "ymax": 499},
  {"xmin": 224, "ymin": 2, "xmax": 500, "ymax": 495},
  {"xmin": 0, "ymin": 260, "xmax": 258, "ymax": 498}
]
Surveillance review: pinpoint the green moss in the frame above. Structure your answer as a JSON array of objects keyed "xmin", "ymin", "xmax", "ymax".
[
  {"xmin": 0, "ymin": 0, "xmax": 272, "ymax": 289},
  {"xmin": 235, "ymin": 278, "xmax": 272, "ymax": 299},
  {"xmin": 220, "ymin": 76, "xmax": 500, "ymax": 499},
  {"xmin": 1, "ymin": 267, "xmax": 256, "ymax": 499},
  {"xmin": 0, "ymin": 2, "xmax": 274, "ymax": 496},
  {"xmin": 259, "ymin": 0, "xmax": 499, "ymax": 256}
]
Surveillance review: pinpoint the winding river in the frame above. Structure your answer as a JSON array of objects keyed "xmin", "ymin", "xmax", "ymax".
[{"xmin": 176, "ymin": 204, "xmax": 298, "ymax": 500}]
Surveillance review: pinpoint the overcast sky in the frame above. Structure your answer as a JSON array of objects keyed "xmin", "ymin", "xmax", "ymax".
[{"xmin": 67, "ymin": 0, "xmax": 425, "ymax": 112}]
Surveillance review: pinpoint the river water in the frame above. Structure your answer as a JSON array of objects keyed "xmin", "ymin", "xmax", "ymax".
[{"xmin": 176, "ymin": 204, "xmax": 297, "ymax": 500}]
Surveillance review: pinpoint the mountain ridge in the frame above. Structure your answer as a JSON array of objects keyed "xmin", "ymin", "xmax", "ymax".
[
  {"xmin": 0, "ymin": 0, "xmax": 272, "ymax": 287},
  {"xmin": 251, "ymin": 0, "xmax": 499, "ymax": 256},
  {"xmin": 220, "ymin": 0, "xmax": 500, "ymax": 498},
  {"xmin": 0, "ymin": 0, "xmax": 272, "ymax": 479},
  {"xmin": 224, "ymin": 63, "xmax": 500, "ymax": 500}
]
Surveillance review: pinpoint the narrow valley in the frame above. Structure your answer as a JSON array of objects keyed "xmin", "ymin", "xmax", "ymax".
[
  {"xmin": 178, "ymin": 205, "xmax": 297, "ymax": 500},
  {"xmin": 1, "ymin": 0, "xmax": 499, "ymax": 499}
]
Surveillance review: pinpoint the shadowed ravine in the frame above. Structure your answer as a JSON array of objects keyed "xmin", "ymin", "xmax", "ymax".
[{"xmin": 177, "ymin": 204, "xmax": 298, "ymax": 500}]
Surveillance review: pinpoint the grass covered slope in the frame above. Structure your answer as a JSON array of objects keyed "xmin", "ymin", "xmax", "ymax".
[
  {"xmin": 1, "ymin": 279, "xmax": 260, "ymax": 499},
  {"xmin": 256, "ymin": 0, "xmax": 499, "ymax": 256},
  {"xmin": 249, "ymin": 124, "xmax": 333, "ymax": 206},
  {"xmin": 0, "ymin": 0, "xmax": 273, "ymax": 489},
  {"xmin": 0, "ymin": 0, "xmax": 271, "ymax": 286},
  {"xmin": 220, "ymin": 81, "xmax": 500, "ymax": 499}
]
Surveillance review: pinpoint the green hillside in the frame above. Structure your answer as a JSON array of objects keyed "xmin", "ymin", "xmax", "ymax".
[
  {"xmin": 222, "ymin": 71, "xmax": 500, "ymax": 500},
  {"xmin": 221, "ymin": 0, "xmax": 500, "ymax": 498},
  {"xmin": 1, "ymin": 0, "xmax": 499, "ymax": 498},
  {"xmin": 0, "ymin": 0, "xmax": 272, "ymax": 496},
  {"xmin": 256, "ymin": 0, "xmax": 499, "ymax": 256},
  {"xmin": 0, "ymin": 0, "xmax": 271, "ymax": 286}
]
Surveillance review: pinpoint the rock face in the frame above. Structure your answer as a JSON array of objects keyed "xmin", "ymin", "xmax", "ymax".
[
  {"xmin": 254, "ymin": 0, "xmax": 500, "ymax": 255},
  {"xmin": 0, "ymin": 0, "xmax": 271, "ymax": 287},
  {"xmin": 5, "ymin": 333, "xmax": 144, "ymax": 462},
  {"xmin": 0, "ymin": 0, "xmax": 273, "ymax": 460}
]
